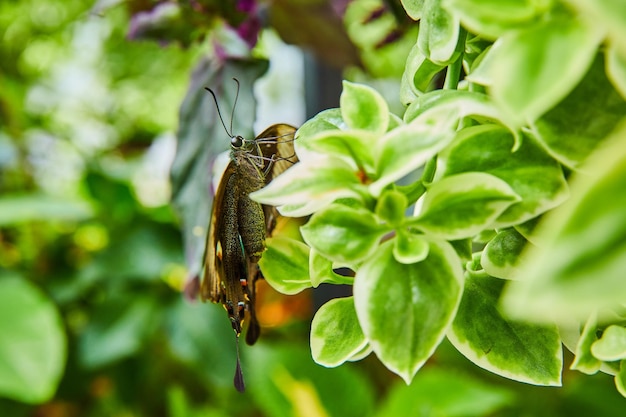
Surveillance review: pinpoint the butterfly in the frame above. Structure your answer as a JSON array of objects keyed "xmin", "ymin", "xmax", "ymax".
[{"xmin": 200, "ymin": 82, "xmax": 298, "ymax": 393}]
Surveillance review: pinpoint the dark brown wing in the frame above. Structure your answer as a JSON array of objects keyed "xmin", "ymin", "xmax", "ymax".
[
  {"xmin": 255, "ymin": 123, "xmax": 298, "ymax": 236},
  {"xmin": 200, "ymin": 161, "xmax": 237, "ymax": 303}
]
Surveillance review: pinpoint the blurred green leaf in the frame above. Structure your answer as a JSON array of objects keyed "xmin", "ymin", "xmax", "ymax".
[
  {"xmin": 400, "ymin": 42, "xmax": 445, "ymax": 103},
  {"xmin": 502, "ymin": 124, "xmax": 626, "ymax": 323},
  {"xmin": 533, "ymin": 55, "xmax": 626, "ymax": 169},
  {"xmin": 79, "ymin": 295, "xmax": 159, "ymax": 368},
  {"xmin": 375, "ymin": 367, "xmax": 515, "ymax": 417},
  {"xmin": 403, "ymin": 88, "xmax": 504, "ymax": 126},
  {"xmin": 393, "ymin": 230, "xmax": 429, "ymax": 264},
  {"xmin": 471, "ymin": 13, "xmax": 603, "ymax": 125},
  {"xmin": 345, "ymin": 0, "xmax": 418, "ymax": 78},
  {"xmin": 164, "ymin": 297, "xmax": 241, "ymax": 388},
  {"xmin": 606, "ymin": 44, "xmax": 626, "ymax": 100},
  {"xmin": 376, "ymin": 189, "xmax": 408, "ymax": 226},
  {"xmin": 0, "ymin": 193, "xmax": 93, "ymax": 225},
  {"xmin": 592, "ymin": 326, "xmax": 626, "ymax": 362},
  {"xmin": 616, "ymin": 361, "xmax": 626, "ymax": 397},
  {"xmin": 413, "ymin": 0, "xmax": 461, "ymax": 64},
  {"xmin": 443, "ymin": 0, "xmax": 545, "ymax": 39},
  {"xmin": 0, "ymin": 276, "xmax": 66, "ymax": 403},
  {"xmin": 247, "ymin": 343, "xmax": 375, "ymax": 417},
  {"xmin": 571, "ymin": 312, "xmax": 603, "ymax": 375},
  {"xmin": 565, "ymin": 0, "xmax": 626, "ymax": 50}
]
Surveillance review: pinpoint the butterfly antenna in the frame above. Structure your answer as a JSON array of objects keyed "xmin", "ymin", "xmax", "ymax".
[
  {"xmin": 204, "ymin": 86, "xmax": 233, "ymax": 138},
  {"xmin": 230, "ymin": 78, "xmax": 240, "ymax": 137}
]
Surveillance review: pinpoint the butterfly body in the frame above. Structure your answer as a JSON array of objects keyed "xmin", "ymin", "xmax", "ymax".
[{"xmin": 201, "ymin": 124, "xmax": 297, "ymax": 345}]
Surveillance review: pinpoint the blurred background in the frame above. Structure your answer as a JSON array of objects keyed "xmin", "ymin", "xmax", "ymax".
[{"xmin": 0, "ymin": 0, "xmax": 624, "ymax": 416}]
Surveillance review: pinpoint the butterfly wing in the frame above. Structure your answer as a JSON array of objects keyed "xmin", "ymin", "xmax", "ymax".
[
  {"xmin": 255, "ymin": 123, "xmax": 298, "ymax": 235},
  {"xmin": 201, "ymin": 161, "xmax": 237, "ymax": 304},
  {"xmin": 245, "ymin": 124, "xmax": 298, "ymax": 345}
]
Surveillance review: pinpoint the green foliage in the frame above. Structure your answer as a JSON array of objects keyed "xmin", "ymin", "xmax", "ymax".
[
  {"xmin": 0, "ymin": 276, "xmax": 66, "ymax": 403},
  {"xmin": 2, "ymin": 0, "xmax": 626, "ymax": 415},
  {"xmin": 249, "ymin": 0, "xmax": 626, "ymax": 403}
]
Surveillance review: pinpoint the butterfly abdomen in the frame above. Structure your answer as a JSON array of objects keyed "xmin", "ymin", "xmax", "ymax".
[
  {"xmin": 238, "ymin": 195, "xmax": 265, "ymax": 262},
  {"xmin": 236, "ymin": 156, "xmax": 267, "ymax": 263}
]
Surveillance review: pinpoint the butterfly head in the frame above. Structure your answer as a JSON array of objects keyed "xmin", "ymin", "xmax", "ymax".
[
  {"xmin": 231, "ymin": 135, "xmax": 244, "ymax": 149},
  {"xmin": 230, "ymin": 135, "xmax": 256, "ymax": 153}
]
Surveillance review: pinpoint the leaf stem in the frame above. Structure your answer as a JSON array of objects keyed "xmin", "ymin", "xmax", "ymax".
[{"xmin": 443, "ymin": 28, "xmax": 467, "ymax": 90}]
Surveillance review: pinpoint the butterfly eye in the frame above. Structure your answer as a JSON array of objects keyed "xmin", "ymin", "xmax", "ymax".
[{"xmin": 231, "ymin": 136, "xmax": 244, "ymax": 148}]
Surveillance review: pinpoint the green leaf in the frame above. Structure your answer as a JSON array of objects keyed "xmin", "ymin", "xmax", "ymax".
[
  {"xmin": 566, "ymin": 0, "xmax": 626, "ymax": 50},
  {"xmin": 0, "ymin": 276, "xmax": 66, "ymax": 403},
  {"xmin": 260, "ymin": 236, "xmax": 311, "ymax": 295},
  {"xmin": 616, "ymin": 361, "xmax": 626, "ymax": 398},
  {"xmin": 354, "ymin": 239, "xmax": 464, "ymax": 383},
  {"xmin": 591, "ymin": 326, "xmax": 626, "ymax": 362},
  {"xmin": 501, "ymin": 125, "xmax": 626, "ymax": 323},
  {"xmin": 301, "ymin": 204, "xmax": 389, "ymax": 264},
  {"xmin": 482, "ymin": 228, "xmax": 528, "ymax": 279},
  {"xmin": 375, "ymin": 189, "xmax": 408, "ymax": 226},
  {"xmin": 450, "ymin": 238, "xmax": 473, "ymax": 262},
  {"xmin": 607, "ymin": 44, "xmax": 626, "ymax": 100},
  {"xmin": 393, "ymin": 230, "xmax": 430, "ymax": 264},
  {"xmin": 302, "ymin": 130, "xmax": 376, "ymax": 173},
  {"xmin": 533, "ymin": 54, "xmax": 626, "ymax": 168},
  {"xmin": 309, "ymin": 249, "xmax": 354, "ymax": 287},
  {"xmin": 345, "ymin": 0, "xmax": 418, "ymax": 78},
  {"xmin": 311, "ymin": 297, "xmax": 368, "ymax": 367},
  {"xmin": 340, "ymin": 81, "xmax": 389, "ymax": 134},
  {"xmin": 411, "ymin": 172, "xmax": 521, "ymax": 239},
  {"xmin": 412, "ymin": 0, "xmax": 460, "ymax": 65},
  {"xmin": 404, "ymin": 89, "xmax": 503, "ymax": 125},
  {"xmin": 296, "ymin": 108, "xmax": 345, "ymax": 139},
  {"xmin": 437, "ymin": 125, "xmax": 568, "ymax": 227},
  {"xmin": 513, "ymin": 216, "xmax": 541, "ymax": 245},
  {"xmin": 401, "ymin": 0, "xmax": 426, "ymax": 19},
  {"xmin": 448, "ymin": 275, "xmax": 563, "ymax": 386},
  {"xmin": 570, "ymin": 312, "xmax": 602, "ymax": 375},
  {"xmin": 374, "ymin": 368, "xmax": 514, "ymax": 417},
  {"xmin": 400, "ymin": 42, "xmax": 446, "ymax": 103},
  {"xmin": 348, "ymin": 343, "xmax": 373, "ymax": 362},
  {"xmin": 371, "ymin": 118, "xmax": 457, "ymax": 196},
  {"xmin": 250, "ymin": 156, "xmax": 367, "ymax": 217},
  {"xmin": 0, "ymin": 193, "xmax": 93, "ymax": 225},
  {"xmin": 443, "ymin": 0, "xmax": 545, "ymax": 39},
  {"xmin": 470, "ymin": 13, "xmax": 603, "ymax": 125},
  {"xmin": 79, "ymin": 295, "xmax": 159, "ymax": 368}
]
